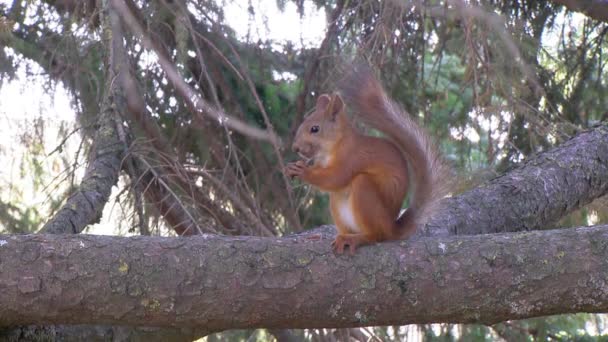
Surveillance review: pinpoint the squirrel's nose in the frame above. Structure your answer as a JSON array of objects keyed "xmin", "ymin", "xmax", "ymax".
[{"xmin": 292, "ymin": 144, "xmax": 300, "ymax": 154}]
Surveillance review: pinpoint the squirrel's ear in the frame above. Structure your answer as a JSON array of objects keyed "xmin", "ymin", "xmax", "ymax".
[
  {"xmin": 316, "ymin": 93, "xmax": 343, "ymax": 121},
  {"xmin": 327, "ymin": 94, "xmax": 344, "ymax": 121},
  {"xmin": 315, "ymin": 94, "xmax": 331, "ymax": 111}
]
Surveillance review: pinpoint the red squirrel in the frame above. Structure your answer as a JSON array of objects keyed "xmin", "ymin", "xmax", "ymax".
[{"xmin": 285, "ymin": 66, "xmax": 448, "ymax": 254}]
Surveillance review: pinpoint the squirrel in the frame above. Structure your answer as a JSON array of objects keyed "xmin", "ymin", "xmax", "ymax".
[{"xmin": 285, "ymin": 65, "xmax": 448, "ymax": 254}]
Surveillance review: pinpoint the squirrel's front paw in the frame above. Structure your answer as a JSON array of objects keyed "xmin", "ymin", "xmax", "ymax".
[{"xmin": 285, "ymin": 160, "xmax": 307, "ymax": 179}]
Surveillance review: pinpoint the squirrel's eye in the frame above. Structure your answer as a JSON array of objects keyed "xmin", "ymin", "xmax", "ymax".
[{"xmin": 310, "ymin": 125, "xmax": 320, "ymax": 133}]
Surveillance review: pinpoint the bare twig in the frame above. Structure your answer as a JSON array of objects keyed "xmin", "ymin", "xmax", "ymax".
[
  {"xmin": 418, "ymin": 0, "xmax": 545, "ymax": 96},
  {"xmin": 185, "ymin": 165, "xmax": 273, "ymax": 236}
]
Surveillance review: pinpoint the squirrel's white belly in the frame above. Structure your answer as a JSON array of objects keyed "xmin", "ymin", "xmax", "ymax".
[{"xmin": 338, "ymin": 198, "xmax": 359, "ymax": 233}]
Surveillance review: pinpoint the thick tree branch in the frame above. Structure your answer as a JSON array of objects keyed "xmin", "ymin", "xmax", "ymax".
[
  {"xmin": 1, "ymin": 226, "xmax": 608, "ymax": 329},
  {"xmin": 548, "ymin": 0, "xmax": 608, "ymax": 23},
  {"xmin": 37, "ymin": 0, "xmax": 130, "ymax": 234},
  {"xmin": 39, "ymin": 82, "xmax": 122, "ymax": 234},
  {"xmin": 425, "ymin": 124, "xmax": 608, "ymax": 236}
]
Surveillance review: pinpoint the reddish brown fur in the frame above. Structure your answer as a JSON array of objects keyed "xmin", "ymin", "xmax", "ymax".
[{"xmin": 286, "ymin": 68, "xmax": 447, "ymax": 254}]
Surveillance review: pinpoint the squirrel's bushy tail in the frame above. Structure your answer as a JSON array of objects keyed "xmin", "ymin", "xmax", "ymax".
[{"xmin": 338, "ymin": 63, "xmax": 449, "ymax": 237}]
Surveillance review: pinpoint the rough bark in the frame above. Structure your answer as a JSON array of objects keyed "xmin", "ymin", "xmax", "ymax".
[
  {"xmin": 39, "ymin": 87, "xmax": 123, "ymax": 234},
  {"xmin": 36, "ymin": 0, "xmax": 129, "ymax": 234},
  {"xmin": 424, "ymin": 124, "xmax": 608, "ymax": 237},
  {"xmin": 2, "ymin": 226, "xmax": 608, "ymax": 330}
]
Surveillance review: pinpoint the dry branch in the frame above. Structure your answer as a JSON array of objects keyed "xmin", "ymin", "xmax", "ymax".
[
  {"xmin": 2, "ymin": 226, "xmax": 608, "ymax": 330},
  {"xmin": 111, "ymin": 0, "xmax": 280, "ymax": 145}
]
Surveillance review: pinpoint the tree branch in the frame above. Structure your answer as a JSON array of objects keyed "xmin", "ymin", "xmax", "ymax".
[
  {"xmin": 110, "ymin": 0, "xmax": 280, "ymax": 145},
  {"xmin": 1, "ymin": 226, "xmax": 608, "ymax": 329},
  {"xmin": 39, "ymin": 78, "xmax": 122, "ymax": 234},
  {"xmin": 425, "ymin": 124, "xmax": 608, "ymax": 236},
  {"xmin": 547, "ymin": 0, "xmax": 608, "ymax": 23}
]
